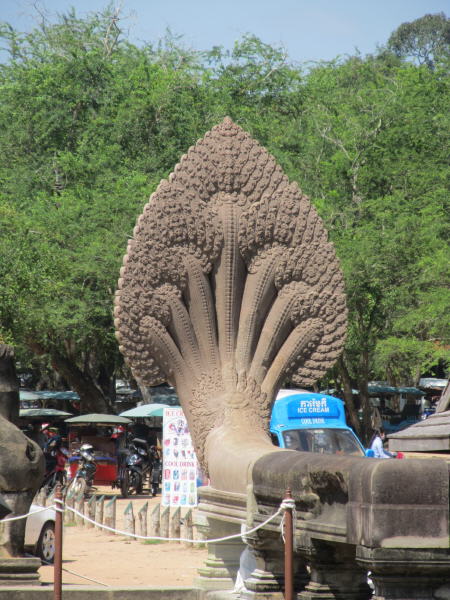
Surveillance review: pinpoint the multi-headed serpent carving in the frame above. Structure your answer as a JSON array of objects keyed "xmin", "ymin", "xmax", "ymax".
[{"xmin": 114, "ymin": 118, "xmax": 347, "ymax": 473}]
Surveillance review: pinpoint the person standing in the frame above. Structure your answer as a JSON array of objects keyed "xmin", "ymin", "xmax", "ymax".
[
  {"xmin": 370, "ymin": 428, "xmax": 396, "ymax": 458},
  {"xmin": 25, "ymin": 422, "xmax": 48, "ymax": 449}
]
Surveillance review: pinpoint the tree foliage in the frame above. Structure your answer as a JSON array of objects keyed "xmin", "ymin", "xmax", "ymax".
[
  {"xmin": 387, "ymin": 12, "xmax": 450, "ymax": 68},
  {"xmin": 0, "ymin": 8, "xmax": 448, "ymax": 424}
]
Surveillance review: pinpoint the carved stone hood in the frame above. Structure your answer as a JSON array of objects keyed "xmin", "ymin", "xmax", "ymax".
[{"xmin": 114, "ymin": 118, "xmax": 347, "ymax": 492}]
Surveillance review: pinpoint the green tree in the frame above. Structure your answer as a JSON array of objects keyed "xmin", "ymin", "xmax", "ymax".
[
  {"xmin": 0, "ymin": 9, "xmax": 215, "ymax": 411},
  {"xmin": 0, "ymin": 7, "xmax": 448, "ymax": 428},
  {"xmin": 387, "ymin": 12, "xmax": 450, "ymax": 68},
  {"xmin": 293, "ymin": 54, "xmax": 450, "ymax": 439}
]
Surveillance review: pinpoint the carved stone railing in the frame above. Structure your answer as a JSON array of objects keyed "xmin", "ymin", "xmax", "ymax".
[{"xmin": 197, "ymin": 452, "xmax": 450, "ymax": 599}]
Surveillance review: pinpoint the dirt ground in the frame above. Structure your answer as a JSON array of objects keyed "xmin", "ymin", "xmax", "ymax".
[{"xmin": 38, "ymin": 487, "xmax": 208, "ymax": 588}]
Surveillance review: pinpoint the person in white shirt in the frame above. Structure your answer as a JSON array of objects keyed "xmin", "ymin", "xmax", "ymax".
[{"xmin": 370, "ymin": 428, "xmax": 396, "ymax": 459}]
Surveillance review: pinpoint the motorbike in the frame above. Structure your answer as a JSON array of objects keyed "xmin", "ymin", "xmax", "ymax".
[
  {"xmin": 118, "ymin": 437, "xmax": 160, "ymax": 498},
  {"xmin": 41, "ymin": 436, "xmax": 69, "ymax": 495},
  {"xmin": 67, "ymin": 443, "xmax": 97, "ymax": 498}
]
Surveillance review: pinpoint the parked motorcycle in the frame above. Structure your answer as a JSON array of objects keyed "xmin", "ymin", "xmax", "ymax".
[
  {"xmin": 149, "ymin": 445, "xmax": 162, "ymax": 496},
  {"xmin": 118, "ymin": 437, "xmax": 160, "ymax": 498},
  {"xmin": 67, "ymin": 443, "xmax": 97, "ymax": 498},
  {"xmin": 41, "ymin": 436, "xmax": 69, "ymax": 495}
]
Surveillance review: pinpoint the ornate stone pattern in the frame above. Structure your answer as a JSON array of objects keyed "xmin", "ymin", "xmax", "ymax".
[{"xmin": 115, "ymin": 118, "xmax": 347, "ymax": 470}]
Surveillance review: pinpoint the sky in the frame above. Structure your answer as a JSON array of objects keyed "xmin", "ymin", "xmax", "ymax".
[{"xmin": 1, "ymin": 0, "xmax": 449, "ymax": 64}]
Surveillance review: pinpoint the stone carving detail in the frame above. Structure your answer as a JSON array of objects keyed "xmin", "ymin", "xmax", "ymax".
[{"xmin": 115, "ymin": 118, "xmax": 347, "ymax": 469}]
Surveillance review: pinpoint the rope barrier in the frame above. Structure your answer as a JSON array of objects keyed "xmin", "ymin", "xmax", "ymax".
[
  {"xmin": 59, "ymin": 565, "xmax": 110, "ymax": 587},
  {"xmin": 2, "ymin": 493, "xmax": 296, "ymax": 591},
  {"xmin": 64, "ymin": 503, "xmax": 286, "ymax": 543},
  {"xmin": 1, "ymin": 505, "xmax": 53, "ymax": 522},
  {"xmin": 0, "ymin": 495, "xmax": 295, "ymax": 544},
  {"xmin": 39, "ymin": 557, "xmax": 110, "ymax": 588},
  {"xmin": 1, "ymin": 496, "xmax": 294, "ymax": 544}
]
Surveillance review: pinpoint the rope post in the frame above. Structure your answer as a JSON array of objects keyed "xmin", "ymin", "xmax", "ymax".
[
  {"xmin": 284, "ymin": 488, "xmax": 294, "ymax": 600},
  {"xmin": 54, "ymin": 483, "xmax": 63, "ymax": 600}
]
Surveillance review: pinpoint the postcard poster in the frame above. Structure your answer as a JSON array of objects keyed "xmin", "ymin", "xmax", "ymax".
[{"xmin": 162, "ymin": 407, "xmax": 198, "ymax": 507}]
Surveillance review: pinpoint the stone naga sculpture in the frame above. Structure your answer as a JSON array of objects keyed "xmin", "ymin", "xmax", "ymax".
[
  {"xmin": 115, "ymin": 120, "xmax": 450, "ymax": 599},
  {"xmin": 0, "ymin": 344, "xmax": 44, "ymax": 560},
  {"xmin": 114, "ymin": 117, "xmax": 347, "ymax": 493}
]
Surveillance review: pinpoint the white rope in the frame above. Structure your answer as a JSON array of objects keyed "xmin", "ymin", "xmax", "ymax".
[
  {"xmin": 53, "ymin": 498, "xmax": 64, "ymax": 513},
  {"xmin": 1, "ymin": 496, "xmax": 296, "ymax": 544},
  {"xmin": 59, "ymin": 565, "xmax": 110, "ymax": 587},
  {"xmin": 65, "ymin": 504, "xmax": 285, "ymax": 543},
  {"xmin": 279, "ymin": 498, "xmax": 296, "ymax": 511},
  {"xmin": 280, "ymin": 497, "xmax": 296, "ymax": 544},
  {"xmin": 1, "ymin": 506, "xmax": 52, "ymax": 523},
  {"xmin": 39, "ymin": 557, "xmax": 110, "ymax": 587}
]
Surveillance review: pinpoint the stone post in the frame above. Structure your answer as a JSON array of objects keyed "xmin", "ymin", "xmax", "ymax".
[
  {"xmin": 124, "ymin": 501, "xmax": 135, "ymax": 537},
  {"xmin": 169, "ymin": 506, "xmax": 181, "ymax": 541},
  {"xmin": 86, "ymin": 495, "xmax": 96, "ymax": 529},
  {"xmin": 104, "ymin": 496, "xmax": 116, "ymax": 535},
  {"xmin": 34, "ymin": 489, "xmax": 46, "ymax": 507},
  {"xmin": 74, "ymin": 493, "xmax": 84, "ymax": 527},
  {"xmin": 181, "ymin": 508, "xmax": 193, "ymax": 547},
  {"xmin": 64, "ymin": 490, "xmax": 75, "ymax": 525},
  {"xmin": 150, "ymin": 503, "xmax": 160, "ymax": 537},
  {"xmin": 94, "ymin": 495, "xmax": 104, "ymax": 530},
  {"xmin": 160, "ymin": 506, "xmax": 170, "ymax": 539},
  {"xmin": 137, "ymin": 502, "xmax": 148, "ymax": 537},
  {"xmin": 46, "ymin": 489, "xmax": 55, "ymax": 507}
]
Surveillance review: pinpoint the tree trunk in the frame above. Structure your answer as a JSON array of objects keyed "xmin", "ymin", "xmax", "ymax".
[
  {"xmin": 97, "ymin": 363, "xmax": 116, "ymax": 402},
  {"xmin": 358, "ymin": 349, "xmax": 372, "ymax": 445},
  {"xmin": 337, "ymin": 356, "xmax": 361, "ymax": 438},
  {"xmin": 50, "ymin": 353, "xmax": 112, "ymax": 413},
  {"xmin": 0, "ymin": 344, "xmax": 20, "ymax": 423},
  {"xmin": 27, "ymin": 341, "xmax": 112, "ymax": 413}
]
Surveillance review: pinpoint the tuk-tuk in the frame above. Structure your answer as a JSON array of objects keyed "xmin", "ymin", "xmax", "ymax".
[
  {"xmin": 270, "ymin": 389, "xmax": 372, "ymax": 457},
  {"xmin": 64, "ymin": 414, "xmax": 132, "ymax": 485}
]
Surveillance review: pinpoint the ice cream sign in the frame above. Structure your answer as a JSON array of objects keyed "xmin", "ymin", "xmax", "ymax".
[
  {"xmin": 287, "ymin": 397, "xmax": 340, "ymax": 419},
  {"xmin": 162, "ymin": 407, "xmax": 198, "ymax": 508}
]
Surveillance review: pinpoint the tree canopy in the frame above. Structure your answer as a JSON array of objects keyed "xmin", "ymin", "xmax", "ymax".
[
  {"xmin": 387, "ymin": 12, "xmax": 450, "ymax": 69},
  {"xmin": 0, "ymin": 8, "xmax": 448, "ymax": 429}
]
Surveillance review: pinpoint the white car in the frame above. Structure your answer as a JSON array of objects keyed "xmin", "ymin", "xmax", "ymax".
[{"xmin": 24, "ymin": 504, "xmax": 56, "ymax": 563}]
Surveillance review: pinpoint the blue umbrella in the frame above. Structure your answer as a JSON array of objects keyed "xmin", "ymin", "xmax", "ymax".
[
  {"xmin": 19, "ymin": 390, "xmax": 41, "ymax": 401},
  {"xmin": 19, "ymin": 408, "xmax": 73, "ymax": 420},
  {"xmin": 37, "ymin": 391, "xmax": 80, "ymax": 401},
  {"xmin": 119, "ymin": 404, "xmax": 170, "ymax": 418}
]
